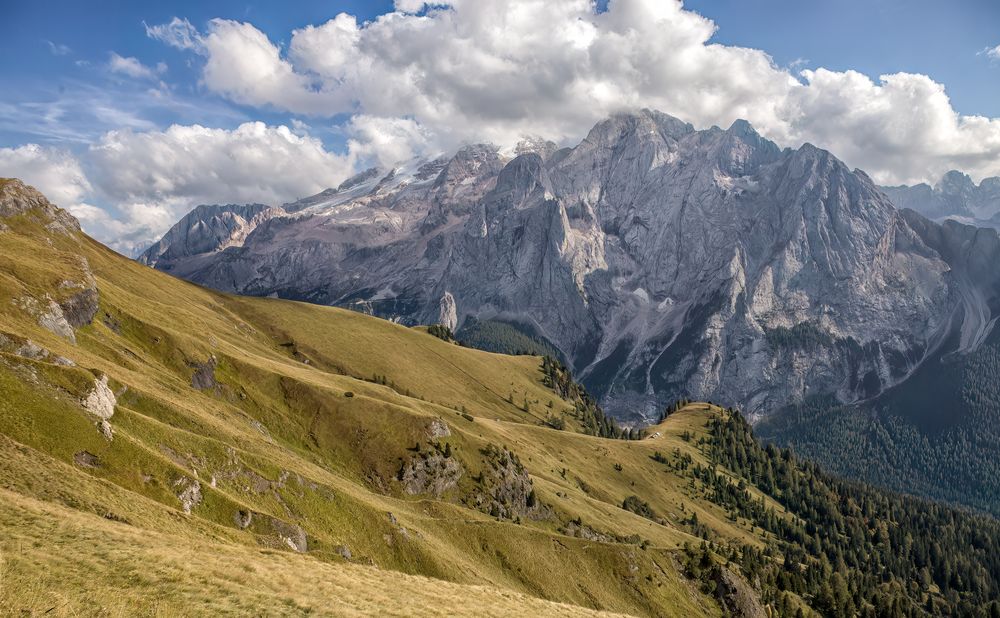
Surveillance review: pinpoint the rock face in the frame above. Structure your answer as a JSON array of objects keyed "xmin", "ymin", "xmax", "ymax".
[
  {"xmin": 82, "ymin": 375, "xmax": 116, "ymax": 439},
  {"xmin": 142, "ymin": 111, "xmax": 1000, "ymax": 421},
  {"xmin": 0, "ymin": 178, "xmax": 80, "ymax": 234},
  {"xmin": 39, "ymin": 300, "xmax": 77, "ymax": 343},
  {"xmin": 59, "ymin": 288, "xmax": 99, "ymax": 329},
  {"xmin": 470, "ymin": 445, "xmax": 545, "ymax": 520},
  {"xmin": 0, "ymin": 178, "xmax": 100, "ymax": 343},
  {"xmin": 174, "ymin": 477, "xmax": 203, "ymax": 514},
  {"xmin": 713, "ymin": 566, "xmax": 767, "ymax": 618},
  {"xmin": 138, "ymin": 203, "xmax": 283, "ymax": 272},
  {"xmin": 882, "ymin": 171, "xmax": 1000, "ymax": 225},
  {"xmin": 190, "ymin": 356, "xmax": 218, "ymax": 390},
  {"xmin": 398, "ymin": 451, "xmax": 463, "ymax": 498}
]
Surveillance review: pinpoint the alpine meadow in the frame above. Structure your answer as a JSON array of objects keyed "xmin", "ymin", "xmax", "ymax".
[{"xmin": 3, "ymin": 1, "xmax": 1000, "ymax": 616}]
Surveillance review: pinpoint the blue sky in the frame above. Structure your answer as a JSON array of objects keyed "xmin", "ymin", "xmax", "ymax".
[
  {"xmin": 0, "ymin": 1, "xmax": 395, "ymax": 148},
  {"xmin": 686, "ymin": 0, "xmax": 1000, "ymax": 117},
  {"xmin": 1, "ymin": 0, "xmax": 999, "ymax": 252},
  {"xmin": 2, "ymin": 0, "xmax": 998, "ymax": 150}
]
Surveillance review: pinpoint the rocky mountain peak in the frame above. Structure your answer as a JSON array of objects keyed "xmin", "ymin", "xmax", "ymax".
[
  {"xmin": 881, "ymin": 169, "xmax": 1000, "ymax": 223},
  {"xmin": 583, "ymin": 109, "xmax": 694, "ymax": 148},
  {"xmin": 489, "ymin": 153, "xmax": 552, "ymax": 210},
  {"xmin": 715, "ymin": 119, "xmax": 782, "ymax": 175},
  {"xmin": 433, "ymin": 144, "xmax": 503, "ymax": 188},
  {"xmin": 339, "ymin": 167, "xmax": 384, "ymax": 192},
  {"xmin": 138, "ymin": 202, "xmax": 280, "ymax": 268},
  {"xmin": 938, "ymin": 169, "xmax": 975, "ymax": 193}
]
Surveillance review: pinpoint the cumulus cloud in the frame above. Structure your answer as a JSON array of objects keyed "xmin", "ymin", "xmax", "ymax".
[
  {"xmin": 345, "ymin": 115, "xmax": 433, "ymax": 167},
  {"xmin": 143, "ymin": 0, "xmax": 1000, "ymax": 185},
  {"xmin": 393, "ymin": 0, "xmax": 427, "ymax": 13},
  {"xmin": 81, "ymin": 122, "xmax": 355, "ymax": 247},
  {"xmin": 0, "ymin": 144, "xmax": 92, "ymax": 208},
  {"xmin": 88, "ymin": 121, "xmax": 353, "ymax": 207},
  {"xmin": 2, "ymin": 123, "xmax": 357, "ymax": 253},
  {"xmin": 108, "ymin": 52, "xmax": 165, "ymax": 80},
  {"xmin": 984, "ymin": 45, "xmax": 1000, "ymax": 61}
]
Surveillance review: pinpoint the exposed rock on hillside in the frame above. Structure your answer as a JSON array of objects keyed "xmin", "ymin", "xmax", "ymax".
[
  {"xmin": 0, "ymin": 178, "xmax": 80, "ymax": 234},
  {"xmin": 713, "ymin": 566, "xmax": 767, "ymax": 618},
  {"xmin": 173, "ymin": 477, "xmax": 202, "ymax": 514},
  {"xmin": 82, "ymin": 375, "xmax": 116, "ymax": 439},
  {"xmin": 470, "ymin": 445, "xmax": 546, "ymax": 520},
  {"xmin": 190, "ymin": 356, "xmax": 218, "ymax": 390},
  {"xmin": 38, "ymin": 299, "xmax": 77, "ymax": 342},
  {"xmin": 59, "ymin": 287, "xmax": 99, "ymax": 329},
  {"xmin": 398, "ymin": 448, "xmax": 463, "ymax": 498}
]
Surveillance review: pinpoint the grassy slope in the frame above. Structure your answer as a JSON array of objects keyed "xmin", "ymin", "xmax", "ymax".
[{"xmin": 0, "ymin": 190, "xmax": 779, "ymax": 616}]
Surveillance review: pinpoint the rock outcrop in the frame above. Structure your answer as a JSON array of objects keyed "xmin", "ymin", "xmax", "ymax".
[
  {"xmin": 138, "ymin": 203, "xmax": 283, "ymax": 272},
  {"xmin": 82, "ymin": 375, "xmax": 116, "ymax": 439},
  {"xmin": 0, "ymin": 178, "xmax": 100, "ymax": 343},
  {"xmin": 470, "ymin": 445, "xmax": 546, "ymax": 520},
  {"xmin": 398, "ymin": 449, "xmax": 463, "ymax": 498},
  {"xmin": 0, "ymin": 178, "xmax": 80, "ymax": 234}
]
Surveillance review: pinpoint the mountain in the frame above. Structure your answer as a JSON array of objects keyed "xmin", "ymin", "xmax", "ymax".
[
  {"xmin": 882, "ymin": 170, "xmax": 1000, "ymax": 226},
  {"xmin": 141, "ymin": 110, "xmax": 1000, "ymax": 427},
  {"xmin": 5, "ymin": 178, "xmax": 1000, "ymax": 616},
  {"xmin": 137, "ymin": 202, "xmax": 284, "ymax": 274}
]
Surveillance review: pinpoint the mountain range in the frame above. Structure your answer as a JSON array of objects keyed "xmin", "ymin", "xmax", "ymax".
[
  {"xmin": 882, "ymin": 170, "xmax": 1000, "ymax": 225},
  {"xmin": 140, "ymin": 110, "xmax": 1000, "ymax": 428}
]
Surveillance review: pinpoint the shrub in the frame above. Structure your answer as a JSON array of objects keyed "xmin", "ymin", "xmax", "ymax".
[{"xmin": 622, "ymin": 495, "xmax": 657, "ymax": 521}]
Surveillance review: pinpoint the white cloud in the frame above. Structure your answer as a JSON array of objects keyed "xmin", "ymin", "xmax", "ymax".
[
  {"xmin": 1, "ymin": 123, "xmax": 357, "ymax": 253},
  {"xmin": 984, "ymin": 45, "xmax": 1000, "ymax": 61},
  {"xmin": 393, "ymin": 0, "xmax": 426, "ymax": 13},
  {"xmin": 345, "ymin": 115, "xmax": 432, "ymax": 167},
  {"xmin": 144, "ymin": 0, "xmax": 1000, "ymax": 185},
  {"xmin": 44, "ymin": 40, "xmax": 72, "ymax": 56},
  {"xmin": 108, "ymin": 52, "xmax": 165, "ymax": 80},
  {"xmin": 0, "ymin": 144, "xmax": 91, "ymax": 208},
  {"xmin": 87, "ymin": 121, "xmax": 353, "ymax": 207},
  {"xmin": 145, "ymin": 17, "xmax": 204, "ymax": 52},
  {"xmin": 81, "ymin": 122, "xmax": 355, "ymax": 248},
  {"xmin": 199, "ymin": 19, "xmax": 349, "ymax": 114}
]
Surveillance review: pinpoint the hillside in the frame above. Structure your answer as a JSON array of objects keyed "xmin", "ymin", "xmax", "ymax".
[
  {"xmin": 0, "ymin": 178, "xmax": 761, "ymax": 616},
  {"xmin": 3, "ymin": 178, "xmax": 1000, "ymax": 617}
]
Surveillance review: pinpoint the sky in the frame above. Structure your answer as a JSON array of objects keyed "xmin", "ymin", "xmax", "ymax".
[{"xmin": 1, "ymin": 0, "xmax": 999, "ymax": 254}]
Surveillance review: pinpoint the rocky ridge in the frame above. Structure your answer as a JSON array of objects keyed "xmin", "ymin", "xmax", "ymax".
[{"xmin": 882, "ymin": 170, "xmax": 1000, "ymax": 228}]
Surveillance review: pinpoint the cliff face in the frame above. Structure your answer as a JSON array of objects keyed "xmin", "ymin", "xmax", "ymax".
[{"xmin": 140, "ymin": 111, "xmax": 1000, "ymax": 421}]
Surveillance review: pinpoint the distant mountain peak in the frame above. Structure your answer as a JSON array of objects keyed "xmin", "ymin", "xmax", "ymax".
[{"xmin": 882, "ymin": 169, "xmax": 1000, "ymax": 222}]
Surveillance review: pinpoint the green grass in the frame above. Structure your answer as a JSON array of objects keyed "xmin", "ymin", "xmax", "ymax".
[{"xmin": 0, "ymin": 192, "xmax": 780, "ymax": 616}]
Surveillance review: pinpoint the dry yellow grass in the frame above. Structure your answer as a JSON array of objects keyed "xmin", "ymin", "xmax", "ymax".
[
  {"xmin": 0, "ymin": 489, "xmax": 634, "ymax": 617},
  {"xmin": 0, "ymin": 190, "xmax": 773, "ymax": 616}
]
